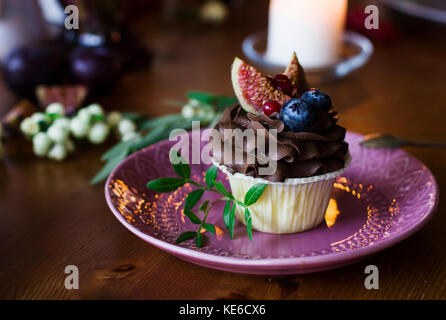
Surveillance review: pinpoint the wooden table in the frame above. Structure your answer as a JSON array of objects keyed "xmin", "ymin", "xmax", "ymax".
[{"xmin": 0, "ymin": 1, "xmax": 445, "ymax": 299}]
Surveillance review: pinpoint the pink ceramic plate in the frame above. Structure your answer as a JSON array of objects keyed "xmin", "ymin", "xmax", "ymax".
[{"xmin": 105, "ymin": 130, "xmax": 438, "ymax": 274}]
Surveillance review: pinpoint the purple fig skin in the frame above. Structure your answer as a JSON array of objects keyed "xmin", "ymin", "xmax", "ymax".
[
  {"xmin": 69, "ymin": 46, "xmax": 123, "ymax": 94},
  {"xmin": 3, "ymin": 45, "xmax": 66, "ymax": 98}
]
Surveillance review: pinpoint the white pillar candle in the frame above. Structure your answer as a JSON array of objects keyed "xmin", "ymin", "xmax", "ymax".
[{"xmin": 266, "ymin": 0, "xmax": 348, "ymax": 68}]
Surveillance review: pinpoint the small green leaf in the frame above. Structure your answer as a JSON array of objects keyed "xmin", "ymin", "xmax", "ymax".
[
  {"xmin": 229, "ymin": 203, "xmax": 236, "ymax": 239},
  {"xmin": 183, "ymin": 210, "xmax": 201, "ymax": 224},
  {"xmin": 203, "ymin": 223, "xmax": 215, "ymax": 234},
  {"xmin": 223, "ymin": 200, "xmax": 231, "ymax": 230},
  {"xmin": 92, "ymin": 114, "xmax": 104, "ymax": 121},
  {"xmin": 169, "ymin": 149, "xmax": 190, "ymax": 179},
  {"xmin": 244, "ymin": 183, "xmax": 267, "ymax": 206},
  {"xmin": 199, "ymin": 200, "xmax": 210, "ymax": 213},
  {"xmin": 195, "ymin": 232, "xmax": 203, "ymax": 248},
  {"xmin": 184, "ymin": 189, "xmax": 204, "ymax": 211},
  {"xmin": 176, "ymin": 231, "xmax": 197, "ymax": 244},
  {"xmin": 214, "ymin": 181, "xmax": 234, "ymax": 200},
  {"xmin": 147, "ymin": 177, "xmax": 185, "ymax": 193},
  {"xmin": 46, "ymin": 113, "xmax": 60, "ymax": 121},
  {"xmin": 205, "ymin": 166, "xmax": 217, "ymax": 187},
  {"xmin": 37, "ymin": 120, "xmax": 50, "ymax": 131},
  {"xmin": 245, "ymin": 208, "xmax": 253, "ymax": 241}
]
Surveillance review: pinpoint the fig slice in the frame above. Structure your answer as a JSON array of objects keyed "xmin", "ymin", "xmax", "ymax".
[
  {"xmin": 231, "ymin": 57, "xmax": 290, "ymax": 115},
  {"xmin": 284, "ymin": 52, "xmax": 309, "ymax": 96},
  {"xmin": 36, "ymin": 85, "xmax": 88, "ymax": 115}
]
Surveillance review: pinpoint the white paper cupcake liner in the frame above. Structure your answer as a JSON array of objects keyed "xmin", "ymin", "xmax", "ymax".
[{"xmin": 212, "ymin": 153, "xmax": 351, "ymax": 234}]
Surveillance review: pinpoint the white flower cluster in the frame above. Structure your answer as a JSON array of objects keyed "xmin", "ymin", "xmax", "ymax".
[{"xmin": 20, "ymin": 102, "xmax": 138, "ymax": 161}]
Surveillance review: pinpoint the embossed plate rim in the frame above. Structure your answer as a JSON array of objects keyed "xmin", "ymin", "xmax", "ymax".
[{"xmin": 105, "ymin": 131, "xmax": 439, "ymax": 272}]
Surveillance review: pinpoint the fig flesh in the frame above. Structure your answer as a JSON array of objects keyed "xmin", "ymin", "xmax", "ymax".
[{"xmin": 231, "ymin": 57, "xmax": 290, "ymax": 115}]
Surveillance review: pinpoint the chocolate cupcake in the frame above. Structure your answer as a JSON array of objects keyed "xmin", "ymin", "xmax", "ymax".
[{"xmin": 212, "ymin": 54, "xmax": 350, "ymax": 234}]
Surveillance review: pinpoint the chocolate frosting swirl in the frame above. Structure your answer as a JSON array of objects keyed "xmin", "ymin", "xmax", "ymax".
[{"xmin": 212, "ymin": 104, "xmax": 348, "ymax": 182}]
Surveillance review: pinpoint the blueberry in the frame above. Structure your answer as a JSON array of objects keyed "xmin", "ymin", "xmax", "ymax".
[
  {"xmin": 279, "ymin": 99, "xmax": 316, "ymax": 132},
  {"xmin": 300, "ymin": 89, "xmax": 332, "ymax": 111}
]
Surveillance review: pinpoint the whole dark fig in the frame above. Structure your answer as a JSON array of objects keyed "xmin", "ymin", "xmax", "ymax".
[
  {"xmin": 69, "ymin": 46, "xmax": 122, "ymax": 94},
  {"xmin": 3, "ymin": 45, "xmax": 66, "ymax": 97}
]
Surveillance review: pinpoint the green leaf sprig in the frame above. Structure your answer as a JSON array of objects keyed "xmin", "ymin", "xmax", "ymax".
[
  {"xmin": 91, "ymin": 91, "xmax": 236, "ymax": 185},
  {"xmin": 146, "ymin": 150, "xmax": 267, "ymax": 248}
]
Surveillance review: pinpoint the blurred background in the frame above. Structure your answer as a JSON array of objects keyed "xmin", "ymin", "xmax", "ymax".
[
  {"xmin": 0, "ymin": 0, "xmax": 444, "ymax": 123},
  {"xmin": 0, "ymin": 0, "xmax": 444, "ymax": 120},
  {"xmin": 0, "ymin": 0, "xmax": 445, "ymax": 299}
]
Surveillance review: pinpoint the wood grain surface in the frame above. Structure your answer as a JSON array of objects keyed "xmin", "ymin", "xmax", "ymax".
[{"xmin": 0, "ymin": 1, "xmax": 445, "ymax": 299}]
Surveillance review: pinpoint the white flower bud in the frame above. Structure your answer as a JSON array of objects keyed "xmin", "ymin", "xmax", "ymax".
[
  {"xmin": 77, "ymin": 108, "xmax": 91, "ymax": 123},
  {"xmin": 181, "ymin": 105, "xmax": 196, "ymax": 119},
  {"xmin": 48, "ymin": 143, "xmax": 67, "ymax": 161},
  {"xmin": 46, "ymin": 102, "xmax": 65, "ymax": 117},
  {"xmin": 32, "ymin": 132, "xmax": 52, "ymax": 157},
  {"xmin": 88, "ymin": 122, "xmax": 110, "ymax": 144},
  {"xmin": 64, "ymin": 138, "xmax": 75, "ymax": 153},
  {"xmin": 118, "ymin": 119, "xmax": 137, "ymax": 136},
  {"xmin": 20, "ymin": 117, "xmax": 40, "ymax": 137},
  {"xmin": 70, "ymin": 116, "xmax": 90, "ymax": 138},
  {"xmin": 47, "ymin": 123, "xmax": 69, "ymax": 143},
  {"xmin": 121, "ymin": 131, "xmax": 141, "ymax": 142},
  {"xmin": 31, "ymin": 112, "xmax": 49, "ymax": 124},
  {"xmin": 53, "ymin": 117, "xmax": 71, "ymax": 130},
  {"xmin": 106, "ymin": 111, "xmax": 122, "ymax": 127},
  {"xmin": 189, "ymin": 99, "xmax": 200, "ymax": 107},
  {"xmin": 87, "ymin": 103, "xmax": 105, "ymax": 119}
]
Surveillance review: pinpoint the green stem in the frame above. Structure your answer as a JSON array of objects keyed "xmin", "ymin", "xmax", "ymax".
[
  {"xmin": 186, "ymin": 178, "xmax": 247, "ymax": 212},
  {"xmin": 186, "ymin": 180, "xmax": 203, "ymax": 187},
  {"xmin": 186, "ymin": 180, "xmax": 221, "ymax": 194},
  {"xmin": 234, "ymin": 199, "xmax": 247, "ymax": 207},
  {"xmin": 201, "ymin": 209, "xmax": 210, "ymax": 226},
  {"xmin": 211, "ymin": 197, "xmax": 226, "ymax": 206}
]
